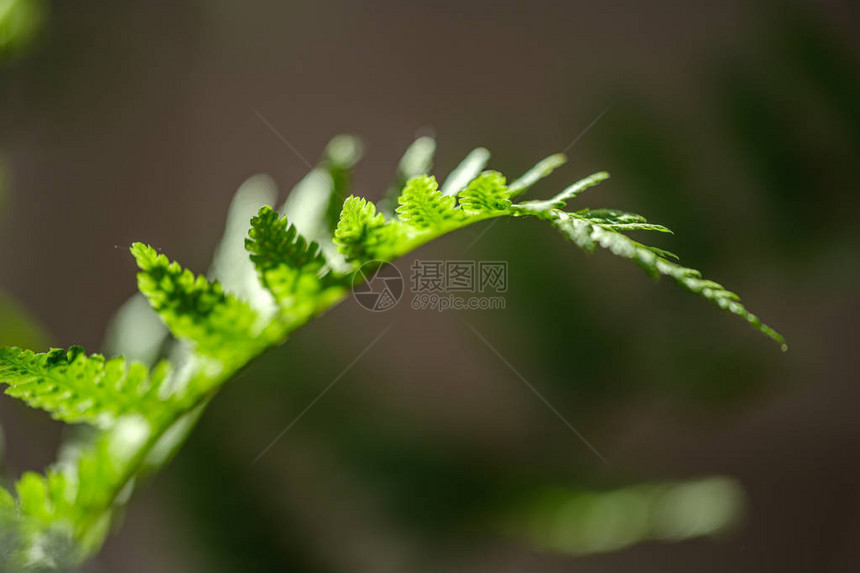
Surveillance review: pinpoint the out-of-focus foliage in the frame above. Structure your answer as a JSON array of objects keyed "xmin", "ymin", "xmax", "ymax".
[
  {"xmin": 0, "ymin": 0, "xmax": 45, "ymax": 63},
  {"xmin": 0, "ymin": 293, "xmax": 46, "ymax": 350},
  {"xmin": 504, "ymin": 477, "xmax": 745, "ymax": 555},
  {"xmin": 0, "ymin": 162, "xmax": 48, "ymax": 351},
  {"xmin": 0, "ymin": 137, "xmax": 784, "ymax": 569}
]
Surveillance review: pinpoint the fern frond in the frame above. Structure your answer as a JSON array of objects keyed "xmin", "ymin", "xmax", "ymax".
[
  {"xmin": 549, "ymin": 211, "xmax": 786, "ymax": 349},
  {"xmin": 131, "ymin": 243, "xmax": 263, "ymax": 362},
  {"xmin": 0, "ymin": 137, "xmax": 787, "ymax": 570},
  {"xmin": 458, "ymin": 171, "xmax": 511, "ymax": 214},
  {"xmin": 395, "ymin": 175, "xmax": 462, "ymax": 229},
  {"xmin": 0, "ymin": 346, "xmax": 172, "ymax": 426}
]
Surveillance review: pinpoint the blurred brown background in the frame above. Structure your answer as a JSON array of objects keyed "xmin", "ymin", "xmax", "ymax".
[{"xmin": 1, "ymin": 0, "xmax": 859, "ymax": 571}]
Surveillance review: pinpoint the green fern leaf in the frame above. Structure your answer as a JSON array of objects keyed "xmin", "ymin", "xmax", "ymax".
[
  {"xmin": 131, "ymin": 243, "xmax": 263, "ymax": 362},
  {"xmin": 458, "ymin": 171, "xmax": 511, "ymax": 215},
  {"xmin": 395, "ymin": 175, "xmax": 462, "ymax": 229},
  {"xmin": 0, "ymin": 138, "xmax": 788, "ymax": 571},
  {"xmin": 551, "ymin": 211, "xmax": 786, "ymax": 349},
  {"xmin": 0, "ymin": 346, "xmax": 172, "ymax": 426}
]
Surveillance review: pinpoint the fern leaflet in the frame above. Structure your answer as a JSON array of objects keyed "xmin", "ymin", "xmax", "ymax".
[
  {"xmin": 0, "ymin": 346, "xmax": 172, "ymax": 426},
  {"xmin": 246, "ymin": 206, "xmax": 345, "ymax": 320},
  {"xmin": 131, "ymin": 243, "xmax": 264, "ymax": 364},
  {"xmin": 395, "ymin": 175, "xmax": 462, "ymax": 229},
  {"xmin": 457, "ymin": 171, "xmax": 511, "ymax": 214}
]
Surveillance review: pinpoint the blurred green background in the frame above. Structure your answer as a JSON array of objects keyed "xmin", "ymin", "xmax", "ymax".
[{"xmin": 1, "ymin": 0, "xmax": 859, "ymax": 571}]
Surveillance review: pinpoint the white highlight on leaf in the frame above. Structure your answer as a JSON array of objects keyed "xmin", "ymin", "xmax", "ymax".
[
  {"xmin": 441, "ymin": 147, "xmax": 490, "ymax": 196},
  {"xmin": 211, "ymin": 174, "xmax": 278, "ymax": 316}
]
